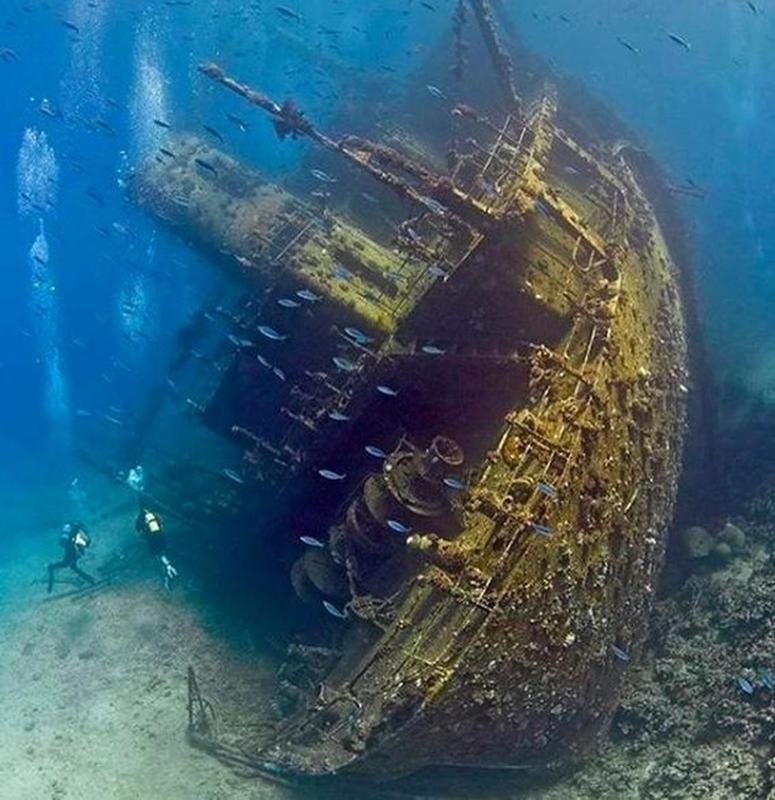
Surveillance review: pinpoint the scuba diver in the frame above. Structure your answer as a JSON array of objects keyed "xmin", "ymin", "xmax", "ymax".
[
  {"xmin": 47, "ymin": 522, "xmax": 95, "ymax": 593},
  {"xmin": 135, "ymin": 508, "xmax": 178, "ymax": 590}
]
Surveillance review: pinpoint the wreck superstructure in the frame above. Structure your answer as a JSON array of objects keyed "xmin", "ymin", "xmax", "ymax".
[{"xmin": 131, "ymin": 0, "xmax": 688, "ymax": 781}]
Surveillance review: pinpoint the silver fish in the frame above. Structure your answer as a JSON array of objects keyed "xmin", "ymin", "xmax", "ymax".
[
  {"xmin": 365, "ymin": 445, "xmax": 387, "ymax": 459},
  {"xmin": 318, "ymin": 469, "xmax": 346, "ymax": 481},
  {"xmin": 300, "ymin": 536, "xmax": 325, "ymax": 548},
  {"xmin": 297, "ymin": 289, "xmax": 321, "ymax": 302},
  {"xmin": 311, "ymin": 169, "xmax": 337, "ymax": 184},
  {"xmin": 333, "ymin": 356, "xmax": 357, "ymax": 372},
  {"xmin": 443, "ymin": 476, "xmax": 464, "ymax": 490},
  {"xmin": 223, "ymin": 468, "xmax": 244, "ymax": 484},
  {"xmin": 427, "ymin": 84, "xmax": 445, "ymax": 99},
  {"xmin": 611, "ymin": 645, "xmax": 630, "ymax": 663},
  {"xmin": 537, "ymin": 481, "xmax": 558, "ymax": 498},
  {"xmin": 328, "ymin": 410, "xmax": 350, "ymax": 422},
  {"xmin": 532, "ymin": 522, "xmax": 554, "ymax": 536},
  {"xmin": 277, "ymin": 298, "xmax": 301, "ymax": 309},
  {"xmin": 273, "ymin": 367, "xmax": 287, "ymax": 381},
  {"xmin": 344, "ymin": 327, "xmax": 371, "ymax": 344},
  {"xmin": 421, "ymin": 345, "xmax": 446, "ymax": 355},
  {"xmin": 377, "ymin": 385, "xmax": 399, "ymax": 397},
  {"xmin": 419, "ymin": 195, "xmax": 448, "ymax": 216},
  {"xmin": 333, "ymin": 263, "xmax": 353, "ymax": 280},
  {"xmin": 256, "ymin": 354, "xmax": 271, "ymax": 368},
  {"xmin": 667, "ymin": 32, "xmax": 691, "ymax": 50},
  {"xmin": 228, "ymin": 334, "xmax": 253, "ymax": 348},
  {"xmin": 386, "ymin": 519, "xmax": 410, "ymax": 534},
  {"xmin": 322, "ymin": 600, "xmax": 347, "ymax": 619},
  {"xmin": 258, "ymin": 325, "xmax": 287, "ymax": 341}
]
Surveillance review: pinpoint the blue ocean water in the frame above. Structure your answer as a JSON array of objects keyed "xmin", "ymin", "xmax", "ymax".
[
  {"xmin": 0, "ymin": 0, "xmax": 772, "ymax": 795},
  {"xmin": 2, "ymin": 1, "xmax": 772, "ymax": 472}
]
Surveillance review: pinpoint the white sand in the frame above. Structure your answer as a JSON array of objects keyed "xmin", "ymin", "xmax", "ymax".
[{"xmin": 0, "ymin": 469, "xmax": 290, "ymax": 800}]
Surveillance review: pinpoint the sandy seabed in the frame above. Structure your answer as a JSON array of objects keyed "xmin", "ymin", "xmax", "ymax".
[
  {"xmin": 0, "ymin": 469, "xmax": 291, "ymax": 800},
  {"xmin": 2, "ymin": 461, "xmax": 770, "ymax": 800}
]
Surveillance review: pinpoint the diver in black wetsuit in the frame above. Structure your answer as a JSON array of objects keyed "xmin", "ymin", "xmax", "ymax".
[
  {"xmin": 135, "ymin": 508, "xmax": 178, "ymax": 590},
  {"xmin": 47, "ymin": 522, "xmax": 95, "ymax": 593}
]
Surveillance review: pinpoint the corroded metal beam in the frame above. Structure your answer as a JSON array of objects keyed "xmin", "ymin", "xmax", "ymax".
[
  {"xmin": 198, "ymin": 62, "xmax": 491, "ymax": 230},
  {"xmin": 467, "ymin": 0, "xmax": 521, "ymax": 113}
]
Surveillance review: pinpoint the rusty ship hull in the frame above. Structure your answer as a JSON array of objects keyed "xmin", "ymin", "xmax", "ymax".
[{"xmin": 130, "ymin": 0, "xmax": 688, "ymax": 782}]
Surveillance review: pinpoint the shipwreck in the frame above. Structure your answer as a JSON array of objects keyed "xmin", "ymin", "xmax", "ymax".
[{"xmin": 129, "ymin": 0, "xmax": 689, "ymax": 784}]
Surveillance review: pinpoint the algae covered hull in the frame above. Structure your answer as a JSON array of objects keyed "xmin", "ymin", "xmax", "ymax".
[{"xmin": 131, "ymin": 0, "xmax": 688, "ymax": 780}]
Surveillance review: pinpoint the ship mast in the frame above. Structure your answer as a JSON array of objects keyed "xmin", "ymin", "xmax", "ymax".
[
  {"xmin": 466, "ymin": 0, "xmax": 521, "ymax": 114},
  {"xmin": 198, "ymin": 63, "xmax": 496, "ymax": 230}
]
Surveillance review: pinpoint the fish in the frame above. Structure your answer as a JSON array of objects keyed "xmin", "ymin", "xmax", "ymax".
[
  {"xmin": 361, "ymin": 192, "xmax": 378, "ymax": 204},
  {"xmin": 537, "ymin": 481, "xmax": 558, "ymax": 499},
  {"xmin": 153, "ymin": 118, "xmax": 172, "ymax": 129},
  {"xmin": 365, "ymin": 445, "xmax": 387, "ymax": 459},
  {"xmin": 421, "ymin": 345, "xmax": 446, "ymax": 356},
  {"xmin": 667, "ymin": 33, "xmax": 691, "ymax": 50},
  {"xmin": 322, "ymin": 600, "xmax": 347, "ymax": 619},
  {"xmin": 427, "ymin": 84, "xmax": 445, "ymax": 100},
  {"xmin": 344, "ymin": 327, "xmax": 371, "ymax": 345},
  {"xmin": 62, "ymin": 20, "xmax": 80, "ymax": 34},
  {"xmin": 376, "ymin": 385, "xmax": 399, "ymax": 397},
  {"xmin": 94, "ymin": 118, "xmax": 116, "ymax": 135},
  {"xmin": 39, "ymin": 99, "xmax": 60, "ymax": 119},
  {"xmin": 405, "ymin": 227, "xmax": 422, "ymax": 245},
  {"xmin": 419, "ymin": 196, "xmax": 448, "ymax": 216},
  {"xmin": 276, "ymin": 5, "xmax": 301, "ymax": 22},
  {"xmin": 428, "ymin": 264, "xmax": 449, "ymax": 280},
  {"xmin": 311, "ymin": 169, "xmax": 336, "ymax": 184},
  {"xmin": 223, "ymin": 468, "xmax": 245, "ymax": 484},
  {"xmin": 103, "ymin": 415, "xmax": 123, "ymax": 426},
  {"xmin": 0, "ymin": 47, "xmax": 18, "ymax": 63},
  {"xmin": 273, "ymin": 367, "xmax": 287, "ymax": 381},
  {"xmin": 277, "ymin": 298, "xmax": 301, "ymax": 309},
  {"xmin": 747, "ymin": 1, "xmax": 760, "ymax": 14},
  {"xmin": 333, "ymin": 356, "xmax": 357, "ymax": 372},
  {"xmin": 203, "ymin": 124, "xmax": 224, "ymax": 142},
  {"xmin": 611, "ymin": 645, "xmax": 630, "ymax": 663},
  {"xmin": 75, "ymin": 409, "xmax": 92, "ymax": 418},
  {"xmin": 532, "ymin": 522, "xmax": 554, "ymax": 536},
  {"xmin": 318, "ymin": 469, "xmax": 346, "ymax": 481},
  {"xmin": 328, "ymin": 410, "xmax": 350, "ymax": 422},
  {"xmin": 300, "ymin": 536, "xmax": 324, "ymax": 548},
  {"xmin": 386, "ymin": 519, "xmax": 411, "ymax": 535},
  {"xmin": 228, "ymin": 334, "xmax": 253, "ymax": 348},
  {"xmin": 333, "ymin": 263, "xmax": 353, "ymax": 280},
  {"xmin": 257, "ymin": 325, "xmax": 287, "ymax": 341},
  {"xmin": 443, "ymin": 477, "xmax": 465, "ymax": 490},
  {"xmin": 535, "ymin": 199, "xmax": 553, "ymax": 217},
  {"xmin": 226, "ymin": 112, "xmax": 249, "ymax": 131},
  {"xmin": 736, "ymin": 676, "xmax": 754, "ymax": 695},
  {"xmin": 194, "ymin": 158, "xmax": 218, "ymax": 176},
  {"xmin": 256, "ymin": 354, "xmax": 271, "ymax": 368},
  {"xmin": 616, "ymin": 37, "xmax": 639, "ymax": 55},
  {"xmin": 158, "ymin": 147, "xmax": 176, "ymax": 159},
  {"xmin": 296, "ymin": 289, "xmax": 321, "ymax": 302},
  {"xmin": 760, "ymin": 669, "xmax": 774, "ymax": 690}
]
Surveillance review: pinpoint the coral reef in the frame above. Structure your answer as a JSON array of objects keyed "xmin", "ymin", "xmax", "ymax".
[{"xmin": 534, "ymin": 514, "xmax": 774, "ymax": 800}]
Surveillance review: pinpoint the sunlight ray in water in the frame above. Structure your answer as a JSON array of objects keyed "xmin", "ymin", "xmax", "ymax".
[{"xmin": 60, "ymin": 0, "xmax": 109, "ymax": 118}]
